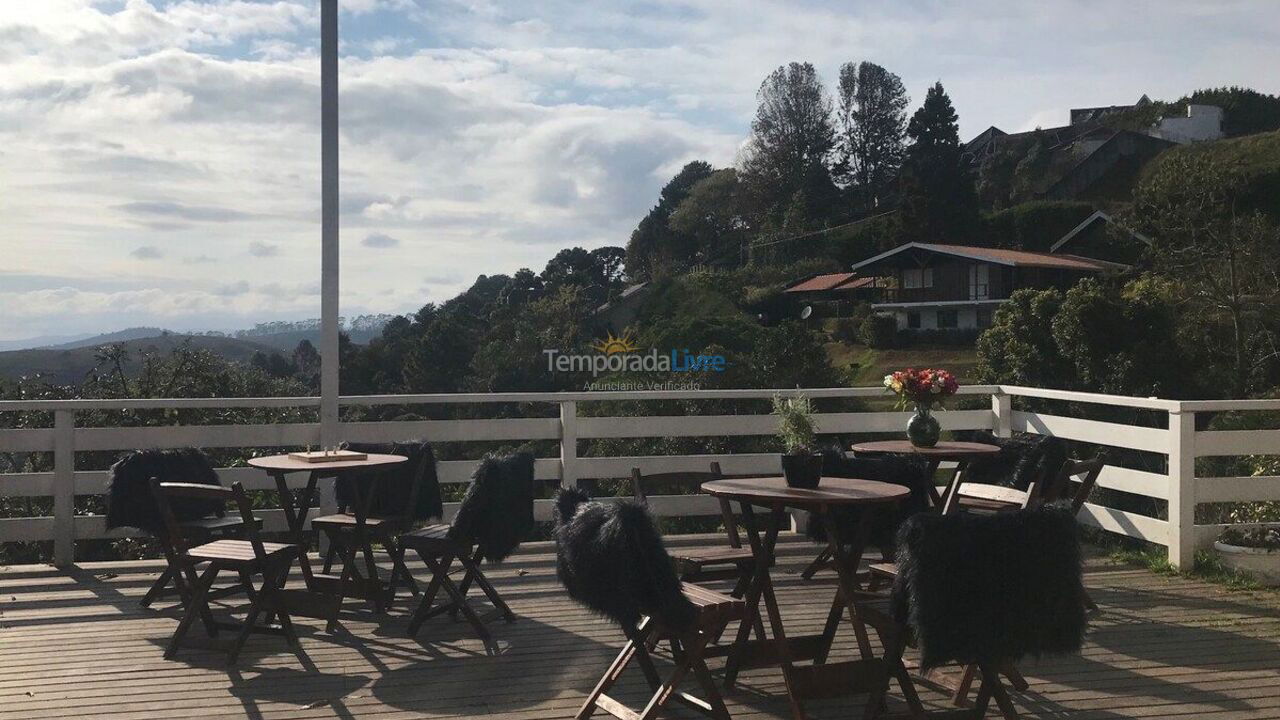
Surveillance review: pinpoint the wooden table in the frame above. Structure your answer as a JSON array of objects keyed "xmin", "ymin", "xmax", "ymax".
[
  {"xmin": 851, "ymin": 440, "xmax": 1001, "ymax": 512},
  {"xmin": 248, "ymin": 453, "xmax": 407, "ymax": 627},
  {"xmin": 701, "ymin": 477, "xmax": 909, "ymax": 720}
]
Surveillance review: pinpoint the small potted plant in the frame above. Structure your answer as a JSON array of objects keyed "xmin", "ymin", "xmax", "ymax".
[
  {"xmin": 883, "ymin": 368, "xmax": 960, "ymax": 448},
  {"xmin": 1214, "ymin": 526, "xmax": 1280, "ymax": 586},
  {"xmin": 773, "ymin": 393, "xmax": 822, "ymax": 488}
]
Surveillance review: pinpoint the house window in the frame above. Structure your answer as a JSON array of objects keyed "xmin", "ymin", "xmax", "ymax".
[
  {"xmin": 969, "ymin": 264, "xmax": 990, "ymax": 300},
  {"xmin": 937, "ymin": 309, "xmax": 959, "ymax": 329},
  {"xmin": 977, "ymin": 307, "xmax": 994, "ymax": 328},
  {"xmin": 902, "ymin": 267, "xmax": 934, "ymax": 289},
  {"xmin": 906, "ymin": 311, "xmax": 921, "ymax": 329}
]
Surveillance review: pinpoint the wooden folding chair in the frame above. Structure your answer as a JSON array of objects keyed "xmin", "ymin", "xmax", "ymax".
[
  {"xmin": 142, "ymin": 513, "xmax": 258, "ymax": 609},
  {"xmin": 578, "ymin": 584, "xmax": 746, "ymax": 720},
  {"xmin": 868, "ymin": 454, "xmax": 1106, "ymax": 709},
  {"xmin": 312, "ymin": 442, "xmax": 437, "ymax": 612},
  {"xmin": 399, "ymin": 523, "xmax": 514, "ymax": 652},
  {"xmin": 153, "ymin": 479, "xmax": 301, "ymax": 665}
]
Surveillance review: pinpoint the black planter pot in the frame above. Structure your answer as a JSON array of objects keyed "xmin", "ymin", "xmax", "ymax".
[{"xmin": 781, "ymin": 453, "xmax": 823, "ymax": 489}]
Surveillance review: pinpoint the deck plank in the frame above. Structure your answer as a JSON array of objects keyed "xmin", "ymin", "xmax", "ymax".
[{"xmin": 2, "ymin": 534, "xmax": 1279, "ymax": 719}]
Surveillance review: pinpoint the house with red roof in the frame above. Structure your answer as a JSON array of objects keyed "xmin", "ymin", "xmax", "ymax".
[{"xmin": 849, "ymin": 242, "xmax": 1128, "ymax": 332}]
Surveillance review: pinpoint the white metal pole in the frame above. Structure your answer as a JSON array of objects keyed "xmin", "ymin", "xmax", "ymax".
[{"xmin": 319, "ymin": 0, "xmax": 339, "ymax": 448}]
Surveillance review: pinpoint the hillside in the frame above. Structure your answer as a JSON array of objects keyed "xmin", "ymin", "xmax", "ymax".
[
  {"xmin": 1140, "ymin": 129, "xmax": 1280, "ymax": 215},
  {"xmin": 0, "ymin": 335, "xmax": 284, "ymax": 384}
]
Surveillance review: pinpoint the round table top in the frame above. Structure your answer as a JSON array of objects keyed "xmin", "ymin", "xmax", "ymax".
[
  {"xmin": 701, "ymin": 476, "xmax": 909, "ymax": 507},
  {"xmin": 247, "ymin": 453, "xmax": 408, "ymax": 474},
  {"xmin": 850, "ymin": 440, "xmax": 1001, "ymax": 459}
]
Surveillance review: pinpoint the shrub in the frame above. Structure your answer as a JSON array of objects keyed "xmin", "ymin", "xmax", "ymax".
[
  {"xmin": 772, "ymin": 394, "xmax": 817, "ymax": 455},
  {"xmin": 860, "ymin": 314, "xmax": 898, "ymax": 348}
]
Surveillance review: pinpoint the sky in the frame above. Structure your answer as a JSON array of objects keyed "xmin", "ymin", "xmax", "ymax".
[{"xmin": 1, "ymin": 0, "xmax": 1278, "ymax": 342}]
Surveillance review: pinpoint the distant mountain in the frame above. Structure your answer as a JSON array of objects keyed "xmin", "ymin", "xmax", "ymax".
[
  {"xmin": 44, "ymin": 327, "xmax": 171, "ymax": 350},
  {"xmin": 237, "ymin": 326, "xmax": 386, "ymax": 352},
  {"xmin": 0, "ymin": 334, "xmax": 283, "ymax": 385},
  {"xmin": 0, "ymin": 334, "xmax": 96, "ymax": 352}
]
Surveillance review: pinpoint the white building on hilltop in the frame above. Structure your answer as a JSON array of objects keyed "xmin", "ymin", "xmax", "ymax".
[{"xmin": 1151, "ymin": 104, "xmax": 1225, "ymax": 144}]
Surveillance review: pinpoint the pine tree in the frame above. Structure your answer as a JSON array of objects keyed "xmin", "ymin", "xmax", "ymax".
[
  {"xmin": 898, "ymin": 82, "xmax": 979, "ymax": 242},
  {"xmin": 835, "ymin": 61, "xmax": 909, "ymax": 212}
]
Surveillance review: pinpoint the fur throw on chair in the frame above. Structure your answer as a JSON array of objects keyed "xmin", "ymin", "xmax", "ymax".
[
  {"xmin": 807, "ymin": 448, "xmax": 931, "ymax": 551},
  {"xmin": 106, "ymin": 448, "xmax": 223, "ymax": 533},
  {"xmin": 957, "ymin": 431, "xmax": 1067, "ymax": 492},
  {"xmin": 448, "ymin": 451, "xmax": 536, "ymax": 562},
  {"xmin": 892, "ymin": 502, "xmax": 1087, "ymax": 670},
  {"xmin": 552, "ymin": 488, "xmax": 697, "ymax": 633},
  {"xmin": 338, "ymin": 441, "xmax": 442, "ymax": 521}
]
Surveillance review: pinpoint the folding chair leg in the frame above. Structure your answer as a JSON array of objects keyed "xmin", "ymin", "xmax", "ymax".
[
  {"xmin": 577, "ymin": 628, "xmax": 643, "ymax": 719},
  {"xmin": 166, "ymin": 564, "xmax": 217, "ymax": 659},
  {"xmin": 386, "ymin": 539, "xmax": 420, "ymax": 600},
  {"xmin": 801, "ymin": 546, "xmax": 832, "ymax": 580},
  {"xmin": 461, "ymin": 552, "xmax": 515, "ymax": 622},
  {"xmin": 1002, "ymin": 663, "xmax": 1028, "ymax": 692},
  {"xmin": 976, "ymin": 664, "xmax": 1019, "ymax": 720},
  {"xmin": 407, "ymin": 550, "xmax": 452, "ymax": 636},
  {"xmin": 954, "ymin": 664, "xmax": 978, "ymax": 705},
  {"xmin": 322, "ymin": 534, "xmax": 340, "ymax": 574},
  {"xmin": 140, "ymin": 566, "xmax": 175, "ymax": 608},
  {"xmin": 227, "ymin": 597, "xmax": 263, "ymax": 666}
]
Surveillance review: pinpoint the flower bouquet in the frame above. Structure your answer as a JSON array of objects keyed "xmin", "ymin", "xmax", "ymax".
[{"xmin": 883, "ymin": 368, "xmax": 960, "ymax": 447}]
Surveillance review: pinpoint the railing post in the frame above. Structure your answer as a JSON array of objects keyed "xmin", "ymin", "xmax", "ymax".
[
  {"xmin": 560, "ymin": 401, "xmax": 578, "ymax": 490},
  {"xmin": 52, "ymin": 410, "xmax": 75, "ymax": 567},
  {"xmin": 1167, "ymin": 408, "xmax": 1196, "ymax": 570},
  {"xmin": 991, "ymin": 390, "xmax": 1012, "ymax": 438}
]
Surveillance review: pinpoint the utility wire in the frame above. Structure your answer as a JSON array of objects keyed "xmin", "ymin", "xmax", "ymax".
[{"xmin": 747, "ymin": 209, "xmax": 897, "ymax": 249}]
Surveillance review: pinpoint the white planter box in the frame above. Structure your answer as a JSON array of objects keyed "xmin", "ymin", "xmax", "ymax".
[{"xmin": 1214, "ymin": 541, "xmax": 1280, "ymax": 586}]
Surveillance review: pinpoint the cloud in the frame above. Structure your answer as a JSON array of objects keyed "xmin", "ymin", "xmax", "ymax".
[
  {"xmin": 248, "ymin": 241, "xmax": 279, "ymax": 257},
  {"xmin": 3, "ymin": 0, "xmax": 1279, "ymax": 339},
  {"xmin": 362, "ymin": 232, "xmax": 399, "ymax": 248},
  {"xmin": 118, "ymin": 201, "xmax": 253, "ymax": 223},
  {"xmin": 130, "ymin": 245, "xmax": 163, "ymax": 259}
]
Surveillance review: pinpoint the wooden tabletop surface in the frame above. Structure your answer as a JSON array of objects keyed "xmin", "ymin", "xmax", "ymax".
[
  {"xmin": 701, "ymin": 476, "xmax": 909, "ymax": 506},
  {"xmin": 247, "ymin": 452, "xmax": 408, "ymax": 474},
  {"xmin": 850, "ymin": 440, "xmax": 1001, "ymax": 458}
]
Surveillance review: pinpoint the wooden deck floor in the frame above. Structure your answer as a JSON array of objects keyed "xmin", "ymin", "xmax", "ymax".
[{"xmin": 3, "ymin": 535, "xmax": 1280, "ymax": 720}]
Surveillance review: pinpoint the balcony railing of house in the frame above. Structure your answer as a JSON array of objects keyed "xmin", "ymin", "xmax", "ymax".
[
  {"xmin": 877, "ymin": 287, "xmax": 999, "ymax": 304},
  {"xmin": 1, "ymin": 385, "xmax": 1276, "ymax": 570}
]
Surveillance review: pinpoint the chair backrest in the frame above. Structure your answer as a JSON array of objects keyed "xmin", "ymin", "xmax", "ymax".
[
  {"xmin": 448, "ymin": 452, "xmax": 536, "ymax": 562},
  {"xmin": 152, "ymin": 480, "xmax": 265, "ymax": 561},
  {"xmin": 631, "ymin": 463, "xmax": 740, "ymax": 547},
  {"xmin": 1051, "ymin": 454, "xmax": 1106, "ymax": 513},
  {"xmin": 892, "ymin": 503, "xmax": 1088, "ymax": 670},
  {"xmin": 552, "ymin": 487, "xmax": 697, "ymax": 633},
  {"xmin": 106, "ymin": 448, "xmax": 223, "ymax": 533},
  {"xmin": 957, "ymin": 431, "xmax": 1066, "ymax": 491},
  {"xmin": 338, "ymin": 441, "xmax": 442, "ymax": 521}
]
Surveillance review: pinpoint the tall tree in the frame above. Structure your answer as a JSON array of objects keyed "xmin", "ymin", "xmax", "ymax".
[
  {"xmin": 897, "ymin": 82, "xmax": 979, "ymax": 242},
  {"xmin": 835, "ymin": 61, "xmax": 909, "ymax": 212},
  {"xmin": 1130, "ymin": 153, "xmax": 1280, "ymax": 397},
  {"xmin": 739, "ymin": 62, "xmax": 837, "ymax": 231},
  {"xmin": 624, "ymin": 161, "xmax": 715, "ymax": 281},
  {"xmin": 669, "ymin": 169, "xmax": 748, "ymax": 265}
]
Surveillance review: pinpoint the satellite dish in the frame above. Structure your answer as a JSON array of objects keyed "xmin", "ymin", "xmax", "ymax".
[{"xmin": 799, "ymin": 306, "xmax": 813, "ymax": 320}]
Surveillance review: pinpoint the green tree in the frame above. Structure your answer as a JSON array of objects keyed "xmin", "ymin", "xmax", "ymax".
[
  {"xmin": 835, "ymin": 61, "xmax": 909, "ymax": 212},
  {"xmin": 1130, "ymin": 153, "xmax": 1280, "ymax": 397},
  {"xmin": 975, "ymin": 288, "xmax": 1071, "ymax": 388},
  {"xmin": 624, "ymin": 161, "xmax": 715, "ymax": 280},
  {"xmin": 668, "ymin": 168, "xmax": 748, "ymax": 265},
  {"xmin": 739, "ymin": 63, "xmax": 837, "ymax": 231},
  {"xmin": 898, "ymin": 82, "xmax": 979, "ymax": 242}
]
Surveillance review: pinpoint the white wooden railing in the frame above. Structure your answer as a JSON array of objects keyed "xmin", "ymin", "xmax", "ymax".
[{"xmin": 2, "ymin": 385, "xmax": 1277, "ymax": 569}]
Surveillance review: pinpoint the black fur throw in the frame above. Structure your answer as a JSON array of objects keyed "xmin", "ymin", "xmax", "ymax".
[
  {"xmin": 552, "ymin": 488, "xmax": 697, "ymax": 633},
  {"xmin": 892, "ymin": 502, "xmax": 1087, "ymax": 669},
  {"xmin": 956, "ymin": 431, "xmax": 1066, "ymax": 492},
  {"xmin": 807, "ymin": 448, "xmax": 931, "ymax": 552},
  {"xmin": 105, "ymin": 448, "xmax": 223, "ymax": 533},
  {"xmin": 448, "ymin": 451, "xmax": 536, "ymax": 562},
  {"xmin": 338, "ymin": 441, "xmax": 442, "ymax": 521}
]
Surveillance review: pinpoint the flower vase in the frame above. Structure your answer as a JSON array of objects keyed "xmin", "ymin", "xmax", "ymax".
[{"xmin": 907, "ymin": 402, "xmax": 941, "ymax": 448}]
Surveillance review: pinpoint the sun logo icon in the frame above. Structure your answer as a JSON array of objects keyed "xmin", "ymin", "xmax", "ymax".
[{"xmin": 591, "ymin": 330, "xmax": 641, "ymax": 355}]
